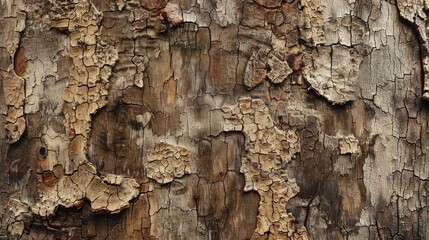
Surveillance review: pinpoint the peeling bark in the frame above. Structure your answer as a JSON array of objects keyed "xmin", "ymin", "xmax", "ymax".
[
  {"xmin": 1, "ymin": 0, "xmax": 429, "ymax": 239},
  {"xmin": 223, "ymin": 98, "xmax": 307, "ymax": 239}
]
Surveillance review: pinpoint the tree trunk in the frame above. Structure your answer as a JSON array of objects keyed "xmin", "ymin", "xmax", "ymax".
[{"xmin": 0, "ymin": 0, "xmax": 428, "ymax": 239}]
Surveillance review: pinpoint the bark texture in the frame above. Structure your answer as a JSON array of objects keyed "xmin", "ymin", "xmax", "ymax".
[{"xmin": 0, "ymin": 0, "xmax": 428, "ymax": 239}]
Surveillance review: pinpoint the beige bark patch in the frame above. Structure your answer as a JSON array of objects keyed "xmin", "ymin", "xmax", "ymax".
[
  {"xmin": 267, "ymin": 52, "xmax": 293, "ymax": 84},
  {"xmin": 3, "ymin": 199, "xmax": 31, "ymax": 237},
  {"xmin": 1, "ymin": 6, "xmax": 26, "ymax": 143},
  {"xmin": 223, "ymin": 97, "xmax": 308, "ymax": 239},
  {"xmin": 2, "ymin": 70, "xmax": 25, "ymax": 143},
  {"xmin": 303, "ymin": 45, "xmax": 363, "ymax": 105},
  {"xmin": 161, "ymin": 3, "xmax": 183, "ymax": 27},
  {"xmin": 31, "ymin": 0, "xmax": 140, "ymax": 218},
  {"xmin": 339, "ymin": 136, "xmax": 360, "ymax": 154},
  {"xmin": 147, "ymin": 143, "xmax": 191, "ymax": 184}
]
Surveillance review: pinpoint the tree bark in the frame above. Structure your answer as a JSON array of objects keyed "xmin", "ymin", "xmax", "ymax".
[{"xmin": 0, "ymin": 0, "xmax": 427, "ymax": 239}]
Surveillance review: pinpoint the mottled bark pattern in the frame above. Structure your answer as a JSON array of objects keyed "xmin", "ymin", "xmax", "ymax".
[{"xmin": 0, "ymin": 0, "xmax": 428, "ymax": 239}]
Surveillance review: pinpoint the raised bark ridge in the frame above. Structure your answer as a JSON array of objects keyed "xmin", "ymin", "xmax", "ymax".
[{"xmin": 395, "ymin": 0, "xmax": 429, "ymax": 99}]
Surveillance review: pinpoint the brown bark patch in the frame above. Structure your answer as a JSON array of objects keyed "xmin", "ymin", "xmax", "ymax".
[{"xmin": 14, "ymin": 47, "xmax": 27, "ymax": 77}]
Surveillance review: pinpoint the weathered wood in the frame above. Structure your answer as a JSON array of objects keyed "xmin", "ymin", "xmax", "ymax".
[{"xmin": 2, "ymin": 0, "xmax": 429, "ymax": 239}]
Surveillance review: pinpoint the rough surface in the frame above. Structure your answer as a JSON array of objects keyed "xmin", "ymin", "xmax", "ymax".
[
  {"xmin": 244, "ymin": 50, "xmax": 293, "ymax": 90},
  {"xmin": 395, "ymin": 0, "xmax": 429, "ymax": 99},
  {"xmin": 147, "ymin": 143, "xmax": 191, "ymax": 184},
  {"xmin": 0, "ymin": 2, "xmax": 26, "ymax": 143},
  {"xmin": 338, "ymin": 136, "xmax": 360, "ymax": 155},
  {"xmin": 2, "ymin": 199, "xmax": 31, "ymax": 237},
  {"xmin": 25, "ymin": 0, "xmax": 141, "ymax": 218},
  {"xmin": 303, "ymin": 45, "xmax": 363, "ymax": 105},
  {"xmin": 223, "ymin": 98, "xmax": 308, "ymax": 239},
  {"xmin": 2, "ymin": 0, "xmax": 429, "ymax": 239},
  {"xmin": 2, "ymin": 70, "xmax": 25, "ymax": 143}
]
